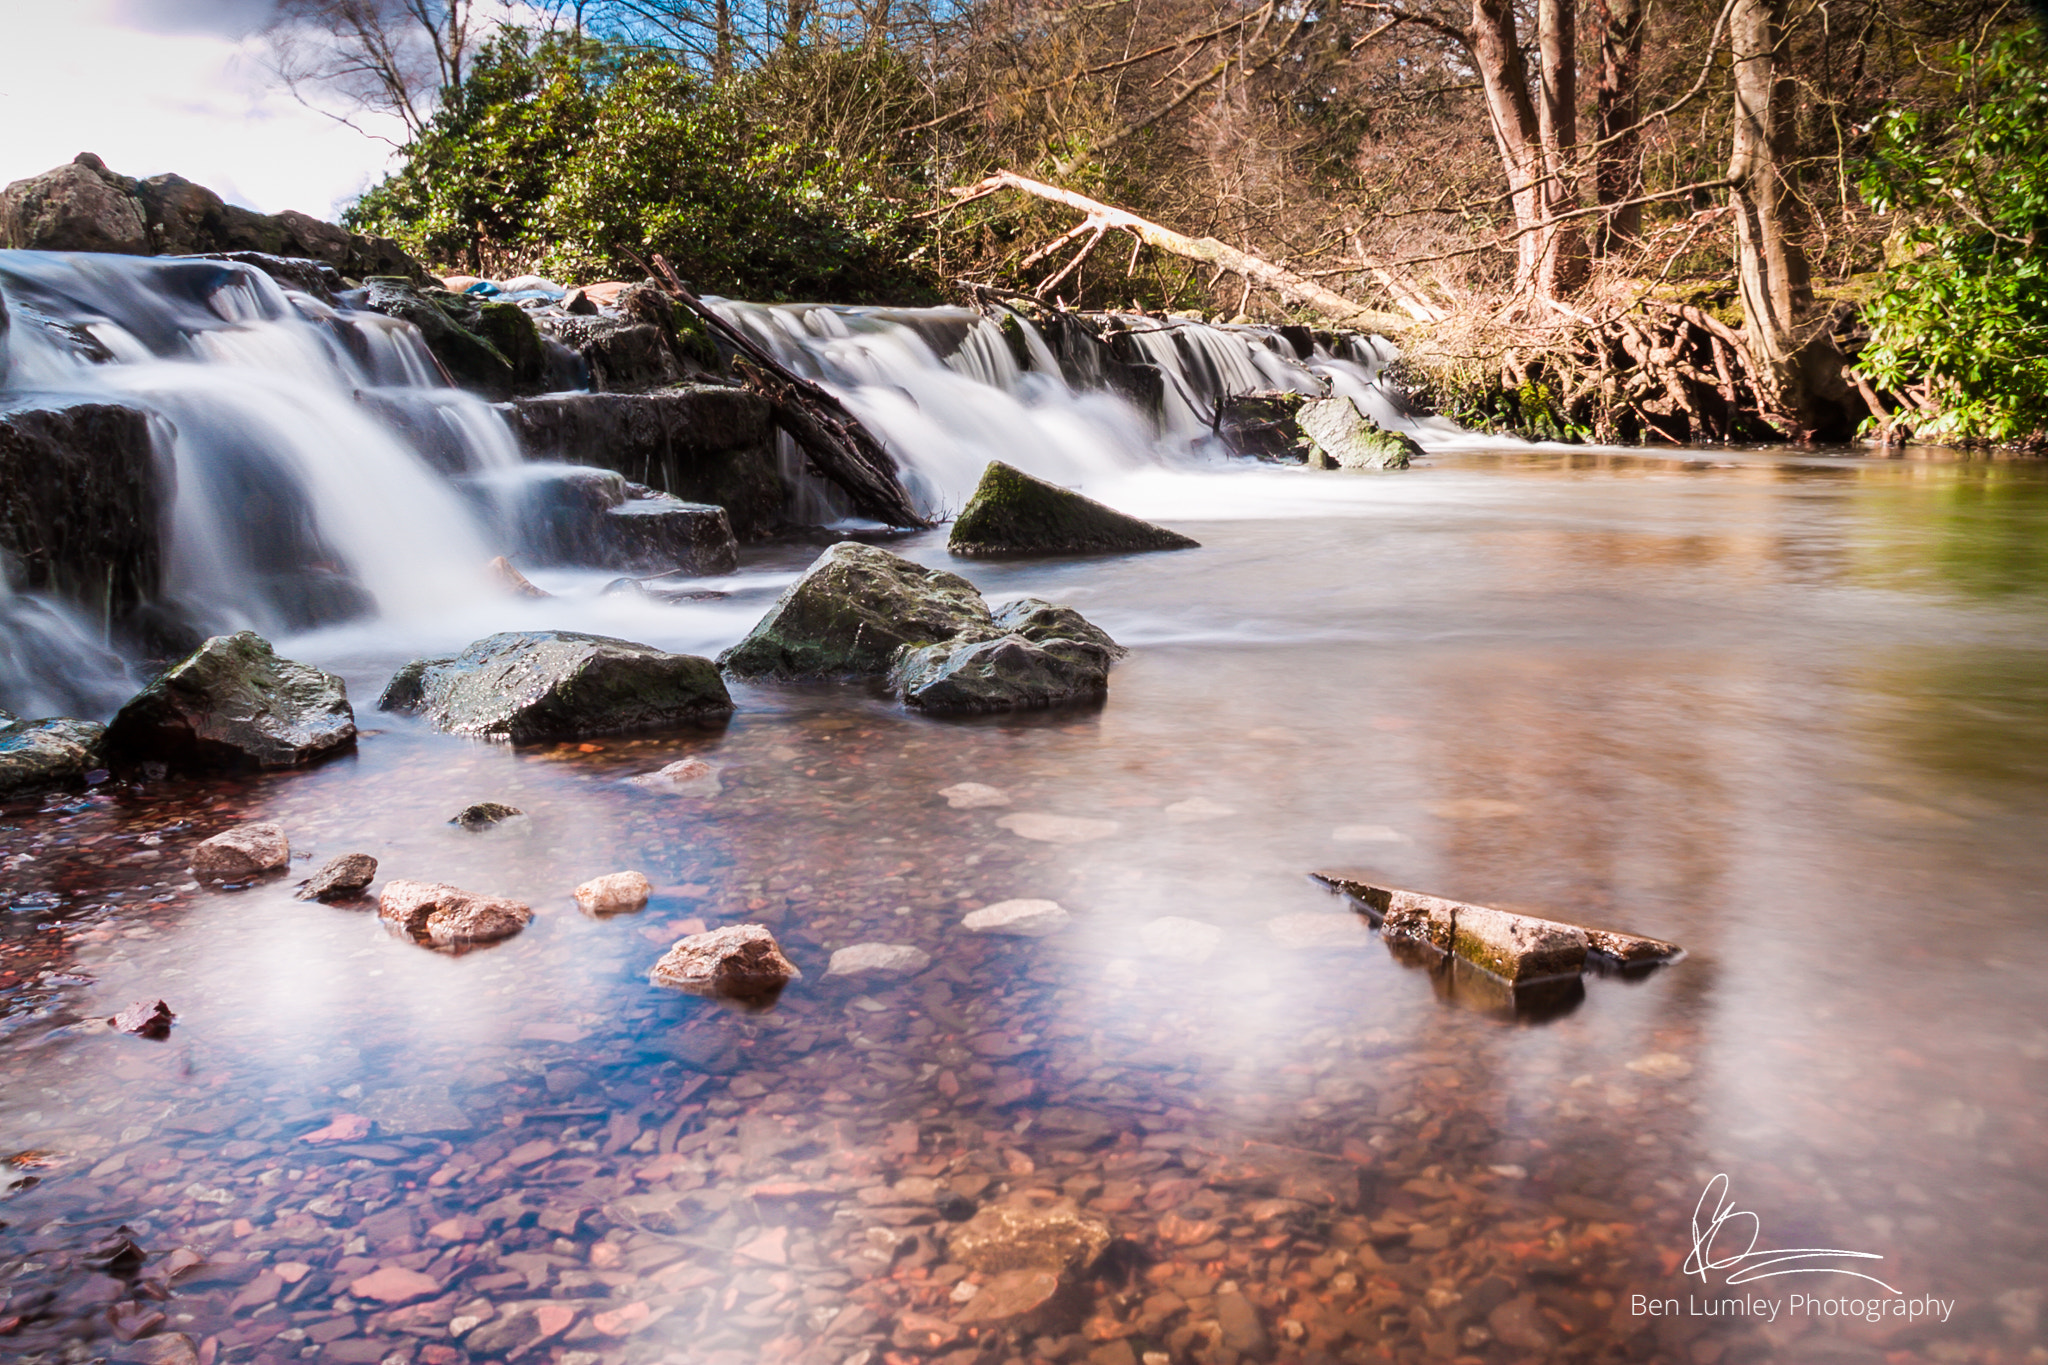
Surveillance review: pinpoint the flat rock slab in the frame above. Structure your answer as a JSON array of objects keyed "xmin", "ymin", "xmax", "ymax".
[
  {"xmin": 377, "ymin": 879, "xmax": 533, "ymax": 946},
  {"xmin": 946, "ymin": 1201, "xmax": 1112, "ymax": 1274},
  {"xmin": 107, "ymin": 631, "xmax": 356, "ymax": 772},
  {"xmin": 574, "ymin": 870, "xmax": 651, "ymax": 915},
  {"xmin": 995, "ymin": 813, "xmax": 1119, "ymax": 844},
  {"xmin": 826, "ymin": 942, "xmax": 932, "ymax": 978},
  {"xmin": 380, "ymin": 630, "xmax": 732, "ymax": 742},
  {"xmin": 948, "ymin": 460, "xmax": 1198, "ymax": 557},
  {"xmin": 624, "ymin": 757, "xmax": 721, "ymax": 796},
  {"xmin": 295, "ymin": 853, "xmax": 377, "ymax": 902},
  {"xmin": 962, "ymin": 900, "xmax": 1070, "ymax": 937},
  {"xmin": 1312, "ymin": 873, "xmax": 1682, "ymax": 979},
  {"xmin": 649, "ymin": 924, "xmax": 800, "ymax": 999},
  {"xmin": 191, "ymin": 822, "xmax": 290, "ymax": 881}
]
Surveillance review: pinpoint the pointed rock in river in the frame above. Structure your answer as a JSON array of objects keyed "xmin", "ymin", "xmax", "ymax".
[
  {"xmin": 106, "ymin": 631, "xmax": 356, "ymax": 772},
  {"xmin": 379, "ymin": 630, "xmax": 732, "ymax": 742},
  {"xmin": 574, "ymin": 870, "xmax": 652, "ymax": 915},
  {"xmin": 649, "ymin": 924, "xmax": 800, "ymax": 999},
  {"xmin": 718, "ymin": 542, "xmax": 994, "ymax": 680},
  {"xmin": 947, "ymin": 460, "xmax": 1198, "ymax": 557}
]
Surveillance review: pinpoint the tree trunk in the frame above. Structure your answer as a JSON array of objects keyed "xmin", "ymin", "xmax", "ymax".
[
  {"xmin": 1727, "ymin": 0, "xmax": 1827, "ymax": 430},
  {"xmin": 1592, "ymin": 0, "xmax": 1645, "ymax": 250},
  {"xmin": 1471, "ymin": 0, "xmax": 1586, "ymax": 300},
  {"xmin": 714, "ymin": 0, "xmax": 734, "ymax": 78}
]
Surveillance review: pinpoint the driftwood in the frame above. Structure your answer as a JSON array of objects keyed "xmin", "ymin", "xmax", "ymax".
[
  {"xmin": 646, "ymin": 255, "xmax": 928, "ymax": 529},
  {"xmin": 949, "ymin": 170, "xmax": 1417, "ymax": 335}
]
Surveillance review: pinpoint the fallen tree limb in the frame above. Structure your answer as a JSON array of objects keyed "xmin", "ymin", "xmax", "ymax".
[
  {"xmin": 950, "ymin": 169, "xmax": 1418, "ymax": 334},
  {"xmin": 647, "ymin": 255, "xmax": 928, "ymax": 529}
]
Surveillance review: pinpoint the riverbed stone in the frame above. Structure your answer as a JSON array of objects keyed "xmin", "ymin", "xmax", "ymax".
[
  {"xmin": 961, "ymin": 899, "xmax": 1071, "ymax": 937},
  {"xmin": 946, "ymin": 1200, "xmax": 1112, "ymax": 1274},
  {"xmin": 377, "ymin": 879, "xmax": 533, "ymax": 946},
  {"xmin": 1584, "ymin": 926, "xmax": 1685, "ymax": 966},
  {"xmin": 295, "ymin": 853, "xmax": 377, "ymax": 902},
  {"xmin": 450, "ymin": 801, "xmax": 525, "ymax": 830},
  {"xmin": 948, "ymin": 460, "xmax": 1198, "ymax": 557},
  {"xmin": 625, "ymin": 756, "xmax": 722, "ymax": 795},
  {"xmin": 1139, "ymin": 916, "xmax": 1224, "ymax": 964},
  {"xmin": 938, "ymin": 781, "xmax": 1008, "ymax": 808},
  {"xmin": 109, "ymin": 999, "xmax": 175, "ymax": 1038},
  {"xmin": 649, "ymin": 924, "xmax": 800, "ymax": 998},
  {"xmin": 826, "ymin": 942, "xmax": 932, "ymax": 978},
  {"xmin": 1312, "ymin": 875, "xmax": 1604, "ymax": 981},
  {"xmin": 953, "ymin": 1267, "xmax": 1074, "ymax": 1331},
  {"xmin": 106, "ymin": 631, "xmax": 357, "ymax": 772},
  {"xmin": 379, "ymin": 630, "xmax": 733, "ymax": 742},
  {"xmin": 1298, "ymin": 396, "xmax": 1420, "ymax": 470},
  {"xmin": 574, "ymin": 870, "xmax": 652, "ymax": 915},
  {"xmin": 0, "ymin": 717, "xmax": 106, "ymax": 798},
  {"xmin": 190, "ymin": 822, "xmax": 290, "ymax": 881},
  {"xmin": 994, "ymin": 813, "xmax": 1119, "ymax": 843},
  {"xmin": 892, "ymin": 631, "xmax": 1115, "ymax": 714},
  {"xmin": 719, "ymin": 542, "xmax": 995, "ymax": 680}
]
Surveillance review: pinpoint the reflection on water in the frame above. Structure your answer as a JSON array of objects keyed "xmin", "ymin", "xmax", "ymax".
[{"xmin": 3, "ymin": 449, "xmax": 2046, "ymax": 1365}]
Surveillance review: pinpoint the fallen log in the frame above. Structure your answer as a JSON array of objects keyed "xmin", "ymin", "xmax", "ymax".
[
  {"xmin": 646, "ymin": 255, "xmax": 927, "ymax": 529},
  {"xmin": 949, "ymin": 170, "xmax": 1417, "ymax": 335}
]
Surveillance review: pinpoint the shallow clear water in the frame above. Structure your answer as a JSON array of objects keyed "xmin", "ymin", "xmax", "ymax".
[{"xmin": 3, "ymin": 448, "xmax": 2045, "ymax": 1365}]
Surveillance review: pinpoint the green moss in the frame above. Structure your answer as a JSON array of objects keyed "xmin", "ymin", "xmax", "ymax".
[{"xmin": 949, "ymin": 460, "xmax": 1199, "ymax": 557}]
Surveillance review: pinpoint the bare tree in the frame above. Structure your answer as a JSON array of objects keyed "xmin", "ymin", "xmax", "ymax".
[{"xmin": 264, "ymin": 0, "xmax": 495, "ymax": 140}]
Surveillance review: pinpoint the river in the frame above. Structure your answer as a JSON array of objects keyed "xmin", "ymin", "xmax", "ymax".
[{"xmin": 3, "ymin": 441, "xmax": 2044, "ymax": 1364}]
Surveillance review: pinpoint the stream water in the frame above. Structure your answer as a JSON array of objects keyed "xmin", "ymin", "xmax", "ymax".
[{"xmin": 1, "ymin": 257, "xmax": 2045, "ymax": 1365}]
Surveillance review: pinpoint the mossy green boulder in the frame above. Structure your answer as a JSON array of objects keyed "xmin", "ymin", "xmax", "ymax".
[
  {"xmin": 105, "ymin": 630, "xmax": 356, "ymax": 772},
  {"xmin": 379, "ymin": 630, "xmax": 732, "ymax": 742},
  {"xmin": 718, "ymin": 542, "xmax": 996, "ymax": 680},
  {"xmin": 948, "ymin": 461, "xmax": 1198, "ymax": 558},
  {"xmin": 891, "ymin": 597, "xmax": 1125, "ymax": 714},
  {"xmin": 358, "ymin": 277, "xmax": 545, "ymax": 398},
  {"xmin": 1297, "ymin": 397, "xmax": 1422, "ymax": 470}
]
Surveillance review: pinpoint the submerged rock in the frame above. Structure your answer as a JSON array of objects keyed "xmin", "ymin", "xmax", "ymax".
[
  {"xmin": 994, "ymin": 813, "xmax": 1119, "ymax": 844},
  {"xmin": 106, "ymin": 631, "xmax": 357, "ymax": 773},
  {"xmin": 938, "ymin": 781, "xmax": 1008, "ymax": 808},
  {"xmin": 574, "ymin": 870, "xmax": 652, "ymax": 915},
  {"xmin": 948, "ymin": 460, "xmax": 1198, "ymax": 557},
  {"xmin": 826, "ymin": 942, "xmax": 932, "ymax": 978},
  {"xmin": 0, "ymin": 717, "xmax": 106, "ymax": 798},
  {"xmin": 450, "ymin": 801, "xmax": 525, "ymax": 831},
  {"xmin": 1216, "ymin": 391, "xmax": 1311, "ymax": 461},
  {"xmin": 1298, "ymin": 397, "xmax": 1421, "ymax": 470},
  {"xmin": 946, "ymin": 1200, "xmax": 1112, "ymax": 1275},
  {"xmin": 649, "ymin": 923, "xmax": 801, "ymax": 999},
  {"xmin": 961, "ymin": 899, "xmax": 1071, "ymax": 937},
  {"xmin": 377, "ymin": 879, "xmax": 533, "ymax": 946},
  {"xmin": 624, "ymin": 757, "xmax": 722, "ymax": 796},
  {"xmin": 295, "ymin": 853, "xmax": 377, "ymax": 902},
  {"xmin": 379, "ymin": 630, "xmax": 733, "ymax": 742},
  {"xmin": 719, "ymin": 542, "xmax": 993, "ymax": 680},
  {"xmin": 190, "ymin": 822, "xmax": 290, "ymax": 882}
]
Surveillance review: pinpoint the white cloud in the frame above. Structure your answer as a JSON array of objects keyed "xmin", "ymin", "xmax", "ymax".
[{"xmin": 0, "ymin": 0, "xmax": 405, "ymax": 219}]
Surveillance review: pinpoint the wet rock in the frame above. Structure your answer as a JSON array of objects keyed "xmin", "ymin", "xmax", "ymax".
[
  {"xmin": 938, "ymin": 781, "xmax": 1008, "ymax": 808},
  {"xmin": 356, "ymin": 1084, "xmax": 471, "ymax": 1134},
  {"xmin": 649, "ymin": 923, "xmax": 800, "ymax": 999},
  {"xmin": 450, "ymin": 801, "xmax": 525, "ymax": 830},
  {"xmin": 892, "ymin": 631, "xmax": 1116, "ymax": 714},
  {"xmin": 1215, "ymin": 1288, "xmax": 1270, "ymax": 1354},
  {"xmin": 0, "ymin": 154, "xmax": 148, "ymax": 253},
  {"xmin": 954, "ymin": 1268, "xmax": 1075, "ymax": 1332},
  {"xmin": 506, "ymin": 466, "xmax": 739, "ymax": 575},
  {"xmin": 962, "ymin": 900, "xmax": 1071, "ymax": 937},
  {"xmin": 574, "ymin": 870, "xmax": 652, "ymax": 915},
  {"xmin": 995, "ymin": 813, "xmax": 1119, "ymax": 843},
  {"xmin": 947, "ymin": 1200, "xmax": 1112, "ymax": 1275},
  {"xmin": 1313, "ymin": 875, "xmax": 1632, "ymax": 982},
  {"xmin": 109, "ymin": 1000, "xmax": 174, "ymax": 1039},
  {"xmin": 487, "ymin": 555, "xmax": 550, "ymax": 598},
  {"xmin": 826, "ymin": 943, "xmax": 932, "ymax": 978},
  {"xmin": 356, "ymin": 276, "xmax": 546, "ymax": 398},
  {"xmin": 1163, "ymin": 796, "xmax": 1234, "ymax": 821},
  {"xmin": 121, "ymin": 1331, "xmax": 199, "ymax": 1365},
  {"xmin": 106, "ymin": 631, "xmax": 357, "ymax": 772},
  {"xmin": 1139, "ymin": 916, "xmax": 1224, "ymax": 964},
  {"xmin": 462, "ymin": 1302, "xmax": 575, "ymax": 1356},
  {"xmin": 624, "ymin": 756, "xmax": 722, "ymax": 795},
  {"xmin": 1585, "ymin": 925, "xmax": 1685, "ymax": 966},
  {"xmin": 719, "ymin": 542, "xmax": 994, "ymax": 680},
  {"xmin": 948, "ymin": 460, "xmax": 1198, "ymax": 557},
  {"xmin": 1298, "ymin": 396, "xmax": 1420, "ymax": 470},
  {"xmin": 0, "ymin": 398, "xmax": 166, "ymax": 618},
  {"xmin": 0, "ymin": 717, "xmax": 106, "ymax": 798},
  {"xmin": 379, "ymin": 630, "xmax": 733, "ymax": 742},
  {"xmin": 1217, "ymin": 391, "xmax": 1311, "ymax": 462},
  {"xmin": 294, "ymin": 852, "xmax": 378, "ymax": 902},
  {"xmin": 190, "ymin": 822, "xmax": 290, "ymax": 881},
  {"xmin": 377, "ymin": 879, "xmax": 533, "ymax": 946},
  {"xmin": 348, "ymin": 1266, "xmax": 440, "ymax": 1305}
]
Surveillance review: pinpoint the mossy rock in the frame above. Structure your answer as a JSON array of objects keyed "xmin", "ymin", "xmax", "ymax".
[
  {"xmin": 358, "ymin": 277, "xmax": 545, "ymax": 398},
  {"xmin": 378, "ymin": 630, "xmax": 732, "ymax": 742},
  {"xmin": 105, "ymin": 630, "xmax": 356, "ymax": 772},
  {"xmin": 1217, "ymin": 391, "xmax": 1310, "ymax": 462},
  {"xmin": 719, "ymin": 542, "xmax": 996, "ymax": 680},
  {"xmin": 948, "ymin": 461, "xmax": 1198, "ymax": 558},
  {"xmin": 1297, "ymin": 397, "xmax": 1420, "ymax": 469},
  {"xmin": 0, "ymin": 716, "xmax": 106, "ymax": 798}
]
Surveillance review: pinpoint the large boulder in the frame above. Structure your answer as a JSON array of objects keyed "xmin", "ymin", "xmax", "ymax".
[
  {"xmin": 0, "ymin": 398, "xmax": 167, "ymax": 619},
  {"xmin": 1297, "ymin": 397, "xmax": 1421, "ymax": 470},
  {"xmin": 649, "ymin": 924, "xmax": 801, "ymax": 999},
  {"xmin": 719, "ymin": 542, "xmax": 995, "ymax": 680},
  {"xmin": 105, "ymin": 632, "xmax": 357, "ymax": 772},
  {"xmin": 948, "ymin": 461, "xmax": 1198, "ymax": 557},
  {"xmin": 0, "ymin": 716, "xmax": 106, "ymax": 799},
  {"xmin": 0, "ymin": 155, "xmax": 149, "ymax": 253},
  {"xmin": 378, "ymin": 631, "xmax": 734, "ymax": 742}
]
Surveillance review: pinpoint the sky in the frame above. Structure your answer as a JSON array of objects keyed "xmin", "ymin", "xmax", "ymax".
[{"xmin": 0, "ymin": 0, "xmax": 406, "ymax": 219}]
